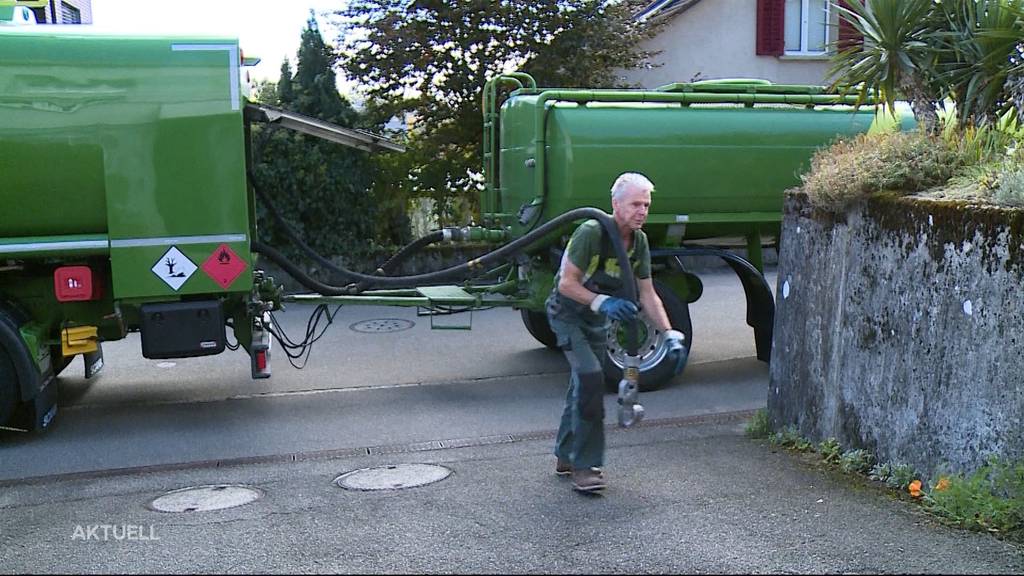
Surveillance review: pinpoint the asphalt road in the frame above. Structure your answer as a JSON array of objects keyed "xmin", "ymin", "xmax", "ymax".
[
  {"xmin": 2, "ymin": 269, "xmax": 1021, "ymax": 573},
  {"xmin": 0, "ymin": 270, "xmax": 773, "ymax": 481},
  {"xmin": 2, "ymin": 416, "xmax": 1021, "ymax": 574}
]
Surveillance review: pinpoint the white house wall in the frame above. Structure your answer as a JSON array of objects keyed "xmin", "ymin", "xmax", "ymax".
[{"xmin": 620, "ymin": 0, "xmax": 833, "ymax": 88}]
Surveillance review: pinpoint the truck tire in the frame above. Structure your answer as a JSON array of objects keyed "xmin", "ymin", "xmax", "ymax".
[
  {"xmin": 520, "ymin": 308, "xmax": 559, "ymax": 349},
  {"xmin": 603, "ymin": 279, "xmax": 692, "ymax": 392},
  {"xmin": 0, "ymin": 314, "xmax": 22, "ymax": 427},
  {"xmin": 0, "ymin": 348, "xmax": 17, "ymax": 428}
]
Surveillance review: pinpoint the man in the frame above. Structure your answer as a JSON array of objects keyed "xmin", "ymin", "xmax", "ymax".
[{"xmin": 546, "ymin": 172, "xmax": 687, "ymax": 493}]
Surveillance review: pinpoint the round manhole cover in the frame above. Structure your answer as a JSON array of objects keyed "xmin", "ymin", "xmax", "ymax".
[
  {"xmin": 334, "ymin": 464, "xmax": 451, "ymax": 491},
  {"xmin": 148, "ymin": 485, "xmax": 262, "ymax": 513},
  {"xmin": 350, "ymin": 318, "xmax": 415, "ymax": 333}
]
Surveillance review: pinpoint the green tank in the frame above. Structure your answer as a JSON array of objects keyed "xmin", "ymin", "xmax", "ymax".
[
  {"xmin": 486, "ymin": 78, "xmax": 906, "ymax": 247},
  {"xmin": 0, "ymin": 23, "xmax": 265, "ymax": 431},
  {"xmin": 0, "ymin": 25, "xmax": 252, "ymax": 300}
]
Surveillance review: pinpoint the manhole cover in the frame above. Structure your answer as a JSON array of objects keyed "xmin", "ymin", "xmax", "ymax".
[
  {"xmin": 334, "ymin": 464, "xmax": 451, "ymax": 491},
  {"xmin": 350, "ymin": 318, "xmax": 415, "ymax": 333},
  {"xmin": 148, "ymin": 485, "xmax": 262, "ymax": 513}
]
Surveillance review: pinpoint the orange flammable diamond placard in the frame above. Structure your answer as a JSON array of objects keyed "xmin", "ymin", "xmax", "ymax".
[{"xmin": 201, "ymin": 244, "xmax": 247, "ymax": 290}]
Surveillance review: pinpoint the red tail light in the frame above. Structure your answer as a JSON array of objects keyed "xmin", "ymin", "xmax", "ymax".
[{"xmin": 54, "ymin": 266, "xmax": 97, "ymax": 302}]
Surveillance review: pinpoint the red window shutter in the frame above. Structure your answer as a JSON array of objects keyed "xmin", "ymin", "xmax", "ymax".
[
  {"xmin": 837, "ymin": 0, "xmax": 863, "ymax": 51},
  {"xmin": 756, "ymin": 0, "xmax": 785, "ymax": 56}
]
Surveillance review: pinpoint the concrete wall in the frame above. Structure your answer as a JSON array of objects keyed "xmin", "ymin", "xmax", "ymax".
[
  {"xmin": 620, "ymin": 0, "xmax": 832, "ymax": 88},
  {"xmin": 769, "ymin": 193, "xmax": 1024, "ymax": 480}
]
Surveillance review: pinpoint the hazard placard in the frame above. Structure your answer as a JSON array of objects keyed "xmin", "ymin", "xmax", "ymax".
[
  {"xmin": 152, "ymin": 247, "xmax": 197, "ymax": 291},
  {"xmin": 201, "ymin": 244, "xmax": 247, "ymax": 289}
]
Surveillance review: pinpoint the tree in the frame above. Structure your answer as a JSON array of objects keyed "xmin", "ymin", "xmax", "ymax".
[
  {"xmin": 829, "ymin": 0, "xmax": 1024, "ymax": 131},
  {"xmin": 251, "ymin": 14, "xmax": 399, "ymax": 267},
  {"xmin": 932, "ymin": 0, "xmax": 1024, "ymax": 127},
  {"xmin": 828, "ymin": 0, "xmax": 943, "ymax": 133},
  {"xmin": 333, "ymin": 0, "xmax": 662, "ymax": 225},
  {"xmin": 277, "ymin": 59, "xmax": 294, "ymax": 105}
]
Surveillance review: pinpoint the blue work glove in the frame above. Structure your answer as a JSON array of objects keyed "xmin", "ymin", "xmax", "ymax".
[
  {"xmin": 590, "ymin": 295, "xmax": 638, "ymax": 322},
  {"xmin": 664, "ymin": 329, "xmax": 688, "ymax": 375}
]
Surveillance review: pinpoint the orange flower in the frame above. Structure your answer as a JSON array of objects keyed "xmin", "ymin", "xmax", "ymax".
[
  {"xmin": 908, "ymin": 480, "xmax": 923, "ymax": 498},
  {"xmin": 934, "ymin": 477, "xmax": 951, "ymax": 492}
]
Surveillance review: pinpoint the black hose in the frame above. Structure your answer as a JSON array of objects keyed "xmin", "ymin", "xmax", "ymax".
[
  {"xmin": 250, "ymin": 139, "xmax": 444, "ymax": 281},
  {"xmin": 252, "ymin": 240, "xmax": 359, "ymax": 295},
  {"xmin": 253, "ymin": 178, "xmax": 471, "ymax": 291},
  {"xmin": 374, "ymin": 230, "xmax": 445, "ymax": 276},
  {"xmin": 251, "ymin": 205, "xmax": 636, "ymax": 303},
  {"xmin": 250, "ymin": 176, "xmax": 366, "ymax": 285}
]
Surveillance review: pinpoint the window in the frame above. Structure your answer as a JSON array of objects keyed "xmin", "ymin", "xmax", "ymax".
[
  {"xmin": 784, "ymin": 0, "xmax": 829, "ymax": 54},
  {"xmin": 757, "ymin": 0, "xmax": 859, "ymax": 57},
  {"xmin": 60, "ymin": 2, "xmax": 81, "ymax": 24}
]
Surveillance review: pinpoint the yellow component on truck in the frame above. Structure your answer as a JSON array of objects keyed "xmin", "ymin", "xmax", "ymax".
[{"xmin": 62, "ymin": 325, "xmax": 98, "ymax": 357}]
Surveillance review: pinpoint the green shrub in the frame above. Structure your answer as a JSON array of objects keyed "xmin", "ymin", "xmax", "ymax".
[
  {"xmin": 945, "ymin": 124, "xmax": 1020, "ymax": 166},
  {"xmin": 745, "ymin": 409, "xmax": 772, "ymax": 439},
  {"xmin": 994, "ymin": 166, "xmax": 1024, "ymax": 208},
  {"xmin": 768, "ymin": 425, "xmax": 798, "ymax": 447},
  {"xmin": 886, "ymin": 463, "xmax": 919, "ymax": 490},
  {"xmin": 869, "ymin": 461, "xmax": 921, "ymax": 492},
  {"xmin": 799, "ymin": 130, "xmax": 963, "ymax": 212},
  {"xmin": 869, "ymin": 462, "xmax": 893, "ymax": 483},
  {"xmin": 819, "ymin": 438, "xmax": 842, "ymax": 465},
  {"xmin": 926, "ymin": 459, "xmax": 1024, "ymax": 538},
  {"xmin": 769, "ymin": 425, "xmax": 813, "ymax": 452},
  {"xmin": 840, "ymin": 449, "xmax": 875, "ymax": 474}
]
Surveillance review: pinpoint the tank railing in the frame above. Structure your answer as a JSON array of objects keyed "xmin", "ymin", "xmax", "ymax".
[
  {"xmin": 482, "ymin": 73, "xmax": 538, "ymax": 225},
  {"xmin": 654, "ymin": 81, "xmax": 880, "ymax": 100},
  {"xmin": 525, "ymin": 88, "xmax": 874, "ymax": 232}
]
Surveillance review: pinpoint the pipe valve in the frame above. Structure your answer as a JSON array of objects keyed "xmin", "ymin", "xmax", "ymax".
[{"xmin": 617, "ymin": 355, "xmax": 645, "ymax": 427}]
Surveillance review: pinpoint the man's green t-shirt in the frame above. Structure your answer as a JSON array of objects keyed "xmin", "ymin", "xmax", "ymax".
[{"xmin": 552, "ymin": 219, "xmax": 651, "ymax": 295}]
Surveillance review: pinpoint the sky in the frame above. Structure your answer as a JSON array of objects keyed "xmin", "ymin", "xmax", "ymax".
[{"xmin": 89, "ymin": 0, "xmax": 348, "ymax": 85}]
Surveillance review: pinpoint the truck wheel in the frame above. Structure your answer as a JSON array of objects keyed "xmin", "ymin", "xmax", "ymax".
[
  {"xmin": 0, "ymin": 348, "xmax": 17, "ymax": 427},
  {"xmin": 0, "ymin": 313, "xmax": 22, "ymax": 427},
  {"xmin": 603, "ymin": 279, "xmax": 693, "ymax": 392},
  {"xmin": 520, "ymin": 309, "xmax": 559, "ymax": 349}
]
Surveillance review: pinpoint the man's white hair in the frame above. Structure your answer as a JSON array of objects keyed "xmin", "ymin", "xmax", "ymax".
[{"xmin": 610, "ymin": 172, "xmax": 655, "ymax": 200}]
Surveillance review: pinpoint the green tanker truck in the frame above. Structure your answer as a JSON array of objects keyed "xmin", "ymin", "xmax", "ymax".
[{"xmin": 0, "ymin": 13, "xmax": 902, "ymax": 433}]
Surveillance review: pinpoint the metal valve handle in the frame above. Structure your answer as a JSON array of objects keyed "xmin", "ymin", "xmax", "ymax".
[{"xmin": 617, "ymin": 357, "xmax": 644, "ymax": 427}]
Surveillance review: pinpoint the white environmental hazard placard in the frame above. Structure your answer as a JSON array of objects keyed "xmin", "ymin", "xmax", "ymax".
[{"xmin": 152, "ymin": 246, "xmax": 197, "ymax": 291}]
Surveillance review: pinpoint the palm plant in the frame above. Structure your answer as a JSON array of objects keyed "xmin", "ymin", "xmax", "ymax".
[
  {"xmin": 932, "ymin": 0, "xmax": 1024, "ymax": 128},
  {"xmin": 828, "ymin": 0, "xmax": 943, "ymax": 133},
  {"xmin": 1002, "ymin": 3, "xmax": 1024, "ymax": 123},
  {"xmin": 1010, "ymin": 57, "xmax": 1024, "ymax": 123}
]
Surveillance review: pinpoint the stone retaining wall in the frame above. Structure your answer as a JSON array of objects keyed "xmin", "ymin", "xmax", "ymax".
[{"xmin": 769, "ymin": 193, "xmax": 1024, "ymax": 479}]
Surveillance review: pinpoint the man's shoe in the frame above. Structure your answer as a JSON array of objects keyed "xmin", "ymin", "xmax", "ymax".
[
  {"xmin": 556, "ymin": 458, "xmax": 572, "ymax": 476},
  {"xmin": 557, "ymin": 459, "xmax": 603, "ymax": 478},
  {"xmin": 572, "ymin": 468, "xmax": 607, "ymax": 492}
]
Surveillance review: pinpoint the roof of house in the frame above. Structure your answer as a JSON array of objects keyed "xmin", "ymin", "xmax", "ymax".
[{"xmin": 634, "ymin": 0, "xmax": 704, "ymax": 22}]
